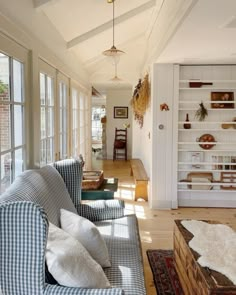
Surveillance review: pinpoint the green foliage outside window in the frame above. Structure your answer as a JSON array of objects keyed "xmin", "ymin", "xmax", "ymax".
[{"xmin": 0, "ymin": 80, "xmax": 8, "ymax": 94}]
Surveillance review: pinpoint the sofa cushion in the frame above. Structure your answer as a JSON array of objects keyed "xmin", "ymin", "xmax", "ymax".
[
  {"xmin": 46, "ymin": 222, "xmax": 111, "ymax": 288},
  {"xmin": 77, "ymin": 200, "xmax": 125, "ymax": 222},
  {"xmin": 95, "ymin": 214, "xmax": 146, "ymax": 295},
  {"xmin": 0, "ymin": 165, "xmax": 77, "ymax": 226},
  {"xmin": 60, "ymin": 209, "xmax": 111, "ymax": 267}
]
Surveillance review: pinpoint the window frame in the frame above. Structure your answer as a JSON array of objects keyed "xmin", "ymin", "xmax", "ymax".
[{"xmin": 0, "ymin": 35, "xmax": 29, "ymax": 194}]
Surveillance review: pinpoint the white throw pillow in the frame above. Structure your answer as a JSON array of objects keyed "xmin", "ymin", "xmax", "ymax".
[
  {"xmin": 46, "ymin": 222, "xmax": 110, "ymax": 288},
  {"xmin": 60, "ymin": 209, "xmax": 111, "ymax": 267}
]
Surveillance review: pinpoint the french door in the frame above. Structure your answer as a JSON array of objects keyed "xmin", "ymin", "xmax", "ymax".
[
  {"xmin": 39, "ymin": 60, "xmax": 56, "ymax": 166},
  {"xmin": 0, "ymin": 36, "xmax": 28, "ymax": 194}
]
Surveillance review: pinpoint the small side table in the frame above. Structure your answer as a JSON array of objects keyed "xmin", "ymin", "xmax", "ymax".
[{"xmin": 81, "ymin": 178, "xmax": 118, "ymax": 200}]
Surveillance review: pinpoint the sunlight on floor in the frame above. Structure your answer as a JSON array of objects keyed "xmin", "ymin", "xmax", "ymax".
[
  {"xmin": 124, "ymin": 203, "xmax": 147, "ymax": 219},
  {"xmin": 114, "ymin": 182, "xmax": 135, "ymax": 200},
  {"xmin": 141, "ymin": 231, "xmax": 153, "ymax": 243}
]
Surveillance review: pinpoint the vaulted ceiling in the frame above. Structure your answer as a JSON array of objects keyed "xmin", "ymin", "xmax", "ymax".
[
  {"xmin": 33, "ymin": 0, "xmax": 197, "ymax": 92},
  {"xmin": 1, "ymin": 0, "xmax": 236, "ymax": 94}
]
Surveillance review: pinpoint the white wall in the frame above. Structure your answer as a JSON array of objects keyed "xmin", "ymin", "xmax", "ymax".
[
  {"xmin": 132, "ymin": 102, "xmax": 152, "ymax": 178},
  {"xmin": 106, "ymin": 88, "xmax": 133, "ymax": 159},
  {"xmin": 150, "ymin": 63, "xmax": 177, "ymax": 209}
]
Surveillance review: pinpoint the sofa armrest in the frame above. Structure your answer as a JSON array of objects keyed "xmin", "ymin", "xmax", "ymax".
[
  {"xmin": 77, "ymin": 200, "xmax": 125, "ymax": 222},
  {"xmin": 44, "ymin": 284, "xmax": 124, "ymax": 295}
]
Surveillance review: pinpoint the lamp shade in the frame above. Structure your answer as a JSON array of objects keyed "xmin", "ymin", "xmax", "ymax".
[
  {"xmin": 103, "ymin": 45, "xmax": 125, "ymax": 65},
  {"xmin": 103, "ymin": 0, "xmax": 125, "ymax": 64}
]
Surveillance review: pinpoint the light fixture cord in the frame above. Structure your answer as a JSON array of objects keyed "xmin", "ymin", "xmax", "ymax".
[
  {"xmin": 112, "ymin": 0, "xmax": 115, "ymax": 46},
  {"xmin": 115, "ymin": 63, "xmax": 117, "ymax": 77}
]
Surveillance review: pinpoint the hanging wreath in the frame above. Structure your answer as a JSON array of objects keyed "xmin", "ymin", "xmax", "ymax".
[{"xmin": 130, "ymin": 74, "xmax": 150, "ymax": 128}]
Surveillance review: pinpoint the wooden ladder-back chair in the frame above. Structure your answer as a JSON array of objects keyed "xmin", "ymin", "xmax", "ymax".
[{"xmin": 113, "ymin": 128, "xmax": 127, "ymax": 161}]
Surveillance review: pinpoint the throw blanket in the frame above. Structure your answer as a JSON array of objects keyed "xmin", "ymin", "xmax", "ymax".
[{"xmin": 181, "ymin": 220, "xmax": 236, "ymax": 285}]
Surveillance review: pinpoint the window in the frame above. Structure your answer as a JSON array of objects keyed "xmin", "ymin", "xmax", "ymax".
[
  {"xmin": 40, "ymin": 73, "xmax": 54, "ymax": 166},
  {"xmin": 92, "ymin": 106, "xmax": 106, "ymax": 142},
  {"xmin": 72, "ymin": 88, "xmax": 79, "ymax": 157},
  {"xmin": 79, "ymin": 92, "xmax": 85, "ymax": 157},
  {"xmin": 0, "ymin": 53, "xmax": 25, "ymax": 194},
  {"xmin": 59, "ymin": 81, "xmax": 68, "ymax": 159}
]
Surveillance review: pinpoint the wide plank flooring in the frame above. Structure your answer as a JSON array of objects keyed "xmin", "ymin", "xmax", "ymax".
[{"xmin": 92, "ymin": 158, "xmax": 236, "ymax": 295}]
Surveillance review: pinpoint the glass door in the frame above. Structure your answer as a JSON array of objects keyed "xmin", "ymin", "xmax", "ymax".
[{"xmin": 0, "ymin": 53, "xmax": 26, "ymax": 194}]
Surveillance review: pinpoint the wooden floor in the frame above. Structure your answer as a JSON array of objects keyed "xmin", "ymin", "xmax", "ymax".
[{"xmin": 92, "ymin": 158, "xmax": 236, "ymax": 295}]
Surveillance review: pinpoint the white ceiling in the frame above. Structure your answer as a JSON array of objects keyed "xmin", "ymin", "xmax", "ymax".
[
  {"xmin": 37, "ymin": 0, "xmax": 198, "ymax": 93},
  {"xmin": 158, "ymin": 0, "xmax": 236, "ymax": 64},
  {"xmin": 3, "ymin": 0, "xmax": 236, "ymax": 94}
]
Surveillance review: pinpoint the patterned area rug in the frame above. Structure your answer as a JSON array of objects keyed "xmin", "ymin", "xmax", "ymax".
[{"xmin": 146, "ymin": 249, "xmax": 184, "ymax": 295}]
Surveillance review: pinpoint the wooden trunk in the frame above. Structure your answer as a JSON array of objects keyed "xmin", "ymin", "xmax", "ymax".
[{"xmin": 173, "ymin": 220, "xmax": 236, "ymax": 295}]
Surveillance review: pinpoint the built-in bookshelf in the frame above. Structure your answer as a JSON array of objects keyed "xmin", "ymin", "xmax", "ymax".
[{"xmin": 177, "ymin": 65, "xmax": 236, "ymax": 207}]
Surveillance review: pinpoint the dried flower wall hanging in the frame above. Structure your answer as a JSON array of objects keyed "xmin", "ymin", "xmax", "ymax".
[{"xmin": 131, "ymin": 74, "xmax": 150, "ymax": 128}]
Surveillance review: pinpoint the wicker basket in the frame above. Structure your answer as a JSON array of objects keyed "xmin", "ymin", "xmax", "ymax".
[{"xmin": 82, "ymin": 170, "xmax": 104, "ymax": 190}]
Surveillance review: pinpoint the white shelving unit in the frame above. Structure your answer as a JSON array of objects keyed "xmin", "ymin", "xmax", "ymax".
[{"xmin": 177, "ymin": 65, "xmax": 236, "ymax": 207}]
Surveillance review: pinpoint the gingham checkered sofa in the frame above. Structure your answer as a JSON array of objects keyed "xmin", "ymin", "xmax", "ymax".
[{"xmin": 0, "ymin": 159, "xmax": 146, "ymax": 295}]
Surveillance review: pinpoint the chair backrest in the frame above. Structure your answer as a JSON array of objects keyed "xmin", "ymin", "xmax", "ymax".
[
  {"xmin": 0, "ymin": 201, "xmax": 48, "ymax": 295},
  {"xmin": 0, "ymin": 165, "xmax": 77, "ymax": 226},
  {"xmin": 53, "ymin": 157, "xmax": 84, "ymax": 208},
  {"xmin": 114, "ymin": 128, "xmax": 127, "ymax": 143}
]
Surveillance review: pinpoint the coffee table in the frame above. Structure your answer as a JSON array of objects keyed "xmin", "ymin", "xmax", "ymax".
[
  {"xmin": 81, "ymin": 178, "xmax": 118, "ymax": 200},
  {"xmin": 174, "ymin": 220, "xmax": 236, "ymax": 294}
]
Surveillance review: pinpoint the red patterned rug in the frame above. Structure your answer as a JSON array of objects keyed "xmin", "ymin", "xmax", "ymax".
[{"xmin": 146, "ymin": 249, "xmax": 184, "ymax": 295}]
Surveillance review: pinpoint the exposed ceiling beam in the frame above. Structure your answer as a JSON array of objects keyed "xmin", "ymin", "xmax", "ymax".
[
  {"xmin": 33, "ymin": 0, "xmax": 60, "ymax": 9},
  {"xmin": 67, "ymin": 0, "xmax": 156, "ymax": 49}
]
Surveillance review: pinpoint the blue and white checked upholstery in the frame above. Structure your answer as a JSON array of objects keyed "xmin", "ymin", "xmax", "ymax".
[
  {"xmin": 0, "ymin": 162, "xmax": 146, "ymax": 294},
  {"xmin": 0, "ymin": 165, "xmax": 77, "ymax": 227},
  {"xmin": 0, "ymin": 201, "xmax": 47, "ymax": 295},
  {"xmin": 0, "ymin": 201, "xmax": 124, "ymax": 295},
  {"xmin": 44, "ymin": 285, "xmax": 124, "ymax": 295},
  {"xmin": 77, "ymin": 200, "xmax": 125, "ymax": 222},
  {"xmin": 53, "ymin": 158, "xmax": 83, "ymax": 208},
  {"xmin": 95, "ymin": 215, "xmax": 146, "ymax": 295},
  {"xmin": 53, "ymin": 158, "xmax": 125, "ymax": 221}
]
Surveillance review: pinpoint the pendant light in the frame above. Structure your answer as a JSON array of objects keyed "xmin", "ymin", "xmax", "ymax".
[
  {"xmin": 110, "ymin": 63, "xmax": 122, "ymax": 82},
  {"xmin": 103, "ymin": 0, "xmax": 125, "ymax": 65}
]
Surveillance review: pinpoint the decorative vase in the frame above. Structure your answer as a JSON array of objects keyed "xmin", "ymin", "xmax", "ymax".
[{"xmin": 183, "ymin": 113, "xmax": 191, "ymax": 129}]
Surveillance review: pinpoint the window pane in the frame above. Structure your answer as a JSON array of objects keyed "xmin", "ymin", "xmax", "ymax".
[
  {"xmin": 60, "ymin": 134, "xmax": 63, "ymax": 158},
  {"xmin": 47, "ymin": 107, "xmax": 54, "ymax": 137},
  {"xmin": 14, "ymin": 105, "xmax": 23, "ymax": 147},
  {"xmin": 41, "ymin": 107, "xmax": 46, "ymax": 139},
  {"xmin": 0, "ymin": 53, "xmax": 10, "ymax": 102},
  {"xmin": 80, "ymin": 128, "xmax": 84, "ymax": 145},
  {"xmin": 59, "ymin": 83, "xmax": 63, "ymax": 106},
  {"xmin": 0, "ymin": 104, "xmax": 11, "ymax": 152},
  {"xmin": 40, "ymin": 140, "xmax": 46, "ymax": 166},
  {"xmin": 40, "ymin": 73, "xmax": 46, "ymax": 106},
  {"xmin": 47, "ymin": 138, "xmax": 54, "ymax": 164},
  {"xmin": 63, "ymin": 133, "xmax": 67, "ymax": 158},
  {"xmin": 0, "ymin": 152, "xmax": 12, "ymax": 194},
  {"xmin": 60, "ymin": 108, "xmax": 63, "ymax": 132},
  {"xmin": 13, "ymin": 59, "xmax": 23, "ymax": 103},
  {"xmin": 40, "ymin": 72, "xmax": 55, "ymax": 166},
  {"xmin": 63, "ymin": 107, "xmax": 67, "ymax": 131},
  {"xmin": 15, "ymin": 148, "xmax": 23, "ymax": 178},
  {"xmin": 80, "ymin": 110, "xmax": 84, "ymax": 126},
  {"xmin": 47, "ymin": 76, "xmax": 54, "ymax": 106}
]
